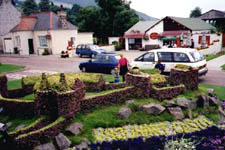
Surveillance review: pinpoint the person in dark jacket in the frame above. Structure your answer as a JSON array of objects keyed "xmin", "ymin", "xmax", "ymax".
[{"xmin": 155, "ymin": 60, "xmax": 165, "ymax": 74}]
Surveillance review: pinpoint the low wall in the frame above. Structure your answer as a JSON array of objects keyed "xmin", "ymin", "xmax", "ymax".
[{"xmin": 99, "ymin": 45, "xmax": 115, "ymax": 52}]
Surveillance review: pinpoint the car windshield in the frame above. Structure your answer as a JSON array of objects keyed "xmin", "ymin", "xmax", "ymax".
[
  {"xmin": 90, "ymin": 45, "xmax": 100, "ymax": 50},
  {"xmin": 114, "ymin": 55, "xmax": 120, "ymax": 60},
  {"xmin": 190, "ymin": 51, "xmax": 204, "ymax": 62}
]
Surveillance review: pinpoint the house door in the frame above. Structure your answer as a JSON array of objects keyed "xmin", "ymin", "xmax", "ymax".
[
  {"xmin": 222, "ymin": 34, "xmax": 225, "ymax": 47},
  {"xmin": 4, "ymin": 38, "xmax": 13, "ymax": 53},
  {"xmin": 28, "ymin": 39, "xmax": 34, "ymax": 54}
]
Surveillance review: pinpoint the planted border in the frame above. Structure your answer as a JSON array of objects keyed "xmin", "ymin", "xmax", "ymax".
[
  {"xmin": 14, "ymin": 117, "xmax": 67, "ymax": 149},
  {"xmin": 151, "ymin": 84, "xmax": 186, "ymax": 101}
]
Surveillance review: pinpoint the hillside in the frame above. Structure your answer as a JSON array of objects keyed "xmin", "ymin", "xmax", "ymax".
[{"xmin": 18, "ymin": 0, "xmax": 158, "ymax": 21}]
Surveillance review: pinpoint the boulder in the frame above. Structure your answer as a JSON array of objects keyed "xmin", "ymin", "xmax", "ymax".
[
  {"xmin": 167, "ymin": 107, "xmax": 184, "ymax": 120},
  {"xmin": 74, "ymin": 139, "xmax": 90, "ymax": 150},
  {"xmin": 165, "ymin": 100, "xmax": 177, "ymax": 108},
  {"xmin": 197, "ymin": 95, "xmax": 209, "ymax": 108},
  {"xmin": 189, "ymin": 99, "xmax": 198, "ymax": 110},
  {"xmin": 66, "ymin": 123, "xmax": 83, "ymax": 136},
  {"xmin": 55, "ymin": 133, "xmax": 71, "ymax": 150},
  {"xmin": 206, "ymin": 88, "xmax": 214, "ymax": 96},
  {"xmin": 118, "ymin": 108, "xmax": 132, "ymax": 119},
  {"xmin": 177, "ymin": 98, "xmax": 190, "ymax": 108},
  {"xmin": 208, "ymin": 96, "xmax": 219, "ymax": 106},
  {"xmin": 125, "ymin": 100, "xmax": 135, "ymax": 105},
  {"xmin": 14, "ymin": 124, "xmax": 26, "ymax": 131},
  {"xmin": 142, "ymin": 103, "xmax": 165, "ymax": 115},
  {"xmin": 33, "ymin": 143, "xmax": 56, "ymax": 150}
]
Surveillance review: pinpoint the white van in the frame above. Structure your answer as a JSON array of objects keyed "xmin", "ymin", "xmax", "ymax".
[{"xmin": 130, "ymin": 48, "xmax": 208, "ymax": 76}]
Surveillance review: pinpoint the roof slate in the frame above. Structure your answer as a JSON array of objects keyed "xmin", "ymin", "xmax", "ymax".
[
  {"xmin": 125, "ymin": 21, "xmax": 158, "ymax": 33},
  {"xmin": 169, "ymin": 16, "xmax": 216, "ymax": 31},
  {"xmin": 11, "ymin": 11, "xmax": 77, "ymax": 32}
]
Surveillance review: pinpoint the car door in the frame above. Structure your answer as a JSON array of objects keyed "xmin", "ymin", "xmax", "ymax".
[
  {"xmin": 133, "ymin": 52, "xmax": 155, "ymax": 69},
  {"xmin": 101, "ymin": 55, "xmax": 115, "ymax": 73},
  {"xmin": 157, "ymin": 52, "xmax": 174, "ymax": 72},
  {"xmin": 87, "ymin": 55, "xmax": 102, "ymax": 72}
]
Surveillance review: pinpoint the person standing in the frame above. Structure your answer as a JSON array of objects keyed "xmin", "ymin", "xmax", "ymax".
[
  {"xmin": 155, "ymin": 60, "xmax": 165, "ymax": 74},
  {"xmin": 118, "ymin": 54, "xmax": 129, "ymax": 82}
]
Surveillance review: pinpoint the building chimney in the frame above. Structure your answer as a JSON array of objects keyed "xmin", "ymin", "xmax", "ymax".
[{"xmin": 58, "ymin": 9, "xmax": 68, "ymax": 29}]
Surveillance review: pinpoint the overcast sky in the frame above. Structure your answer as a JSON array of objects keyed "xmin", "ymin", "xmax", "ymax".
[{"xmin": 130, "ymin": 0, "xmax": 225, "ymax": 19}]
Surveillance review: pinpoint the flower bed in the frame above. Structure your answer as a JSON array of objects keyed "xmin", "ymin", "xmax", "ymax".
[
  {"xmin": 81, "ymin": 87, "xmax": 136, "ymax": 112},
  {"xmin": 0, "ymin": 95, "xmax": 35, "ymax": 117},
  {"xmin": 151, "ymin": 84, "xmax": 186, "ymax": 101},
  {"xmin": 92, "ymin": 116, "xmax": 213, "ymax": 142},
  {"xmin": 126, "ymin": 73, "xmax": 151, "ymax": 98},
  {"xmin": 90, "ymin": 125, "xmax": 225, "ymax": 150},
  {"xmin": 169, "ymin": 68, "xmax": 199, "ymax": 90},
  {"xmin": 104, "ymin": 82, "xmax": 127, "ymax": 90},
  {"xmin": 14, "ymin": 117, "xmax": 67, "ymax": 150}
]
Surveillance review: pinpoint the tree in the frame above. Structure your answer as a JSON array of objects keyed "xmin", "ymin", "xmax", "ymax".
[
  {"xmin": 67, "ymin": 4, "xmax": 81, "ymax": 25},
  {"xmin": 22, "ymin": 0, "xmax": 39, "ymax": 16},
  {"xmin": 190, "ymin": 7, "xmax": 202, "ymax": 18},
  {"xmin": 50, "ymin": 2, "xmax": 60, "ymax": 13},
  {"xmin": 39, "ymin": 0, "xmax": 51, "ymax": 12}
]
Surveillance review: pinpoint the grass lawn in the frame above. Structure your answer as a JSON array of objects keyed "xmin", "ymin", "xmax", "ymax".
[
  {"xmin": 0, "ymin": 64, "xmax": 25, "ymax": 73},
  {"xmin": 205, "ymin": 51, "xmax": 225, "ymax": 61},
  {"xmin": 221, "ymin": 64, "xmax": 225, "ymax": 70},
  {"xmin": 7, "ymin": 79, "xmax": 22, "ymax": 90}
]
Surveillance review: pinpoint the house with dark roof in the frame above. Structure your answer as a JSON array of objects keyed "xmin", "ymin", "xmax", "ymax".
[
  {"xmin": 124, "ymin": 16, "xmax": 222, "ymax": 54},
  {"xmin": 199, "ymin": 9, "xmax": 225, "ymax": 47},
  {"xmin": 3, "ymin": 10, "xmax": 93, "ymax": 55}
]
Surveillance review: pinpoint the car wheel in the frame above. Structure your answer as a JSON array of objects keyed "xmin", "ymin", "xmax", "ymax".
[
  {"xmin": 91, "ymin": 54, "xmax": 95, "ymax": 58},
  {"xmin": 81, "ymin": 67, "xmax": 86, "ymax": 72},
  {"xmin": 110, "ymin": 69, "xmax": 116, "ymax": 75}
]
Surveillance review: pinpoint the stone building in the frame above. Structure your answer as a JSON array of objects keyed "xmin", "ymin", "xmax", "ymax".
[{"xmin": 0, "ymin": 0, "xmax": 21, "ymax": 52}]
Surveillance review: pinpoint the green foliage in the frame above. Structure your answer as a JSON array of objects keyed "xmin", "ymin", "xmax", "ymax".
[
  {"xmin": 16, "ymin": 116, "xmax": 65, "ymax": 139},
  {"xmin": 0, "ymin": 64, "xmax": 25, "ymax": 73},
  {"xmin": 42, "ymin": 49, "xmax": 50, "ymax": 56},
  {"xmin": 22, "ymin": 0, "xmax": 39, "ymax": 16},
  {"xmin": 58, "ymin": 73, "xmax": 69, "ymax": 92},
  {"xmin": 205, "ymin": 51, "xmax": 225, "ymax": 61},
  {"xmin": 130, "ymin": 69, "xmax": 140, "ymax": 74},
  {"xmin": 39, "ymin": 0, "xmax": 50, "ymax": 11},
  {"xmin": 150, "ymin": 74, "xmax": 167, "ymax": 84},
  {"xmin": 20, "ymin": 93, "xmax": 35, "ymax": 101},
  {"xmin": 102, "ymin": 74, "xmax": 122, "ymax": 83},
  {"xmin": 139, "ymin": 69, "xmax": 160, "ymax": 74},
  {"xmin": 221, "ymin": 64, "xmax": 225, "ymax": 70},
  {"xmin": 68, "ymin": 136, "xmax": 83, "ymax": 145},
  {"xmin": 67, "ymin": 4, "xmax": 81, "ymax": 25},
  {"xmin": 39, "ymin": 73, "xmax": 50, "ymax": 91},
  {"xmin": 115, "ymin": 43, "xmax": 122, "ymax": 51},
  {"xmin": 190, "ymin": 7, "xmax": 202, "ymax": 18},
  {"xmin": 199, "ymin": 84, "xmax": 225, "ymax": 99},
  {"xmin": 165, "ymin": 137, "xmax": 198, "ymax": 150},
  {"xmin": 175, "ymin": 64, "xmax": 190, "ymax": 71},
  {"xmin": 153, "ymin": 84, "xmax": 185, "ymax": 90},
  {"xmin": 50, "ymin": 2, "xmax": 60, "ymax": 13}
]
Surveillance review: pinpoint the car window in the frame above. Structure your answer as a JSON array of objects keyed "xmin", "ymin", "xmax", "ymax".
[
  {"xmin": 174, "ymin": 52, "xmax": 190, "ymax": 62},
  {"xmin": 81, "ymin": 45, "xmax": 85, "ymax": 49},
  {"xmin": 91, "ymin": 55, "xmax": 102, "ymax": 63},
  {"xmin": 114, "ymin": 55, "xmax": 120, "ymax": 60},
  {"xmin": 190, "ymin": 51, "xmax": 204, "ymax": 62},
  {"xmin": 85, "ymin": 45, "xmax": 90, "ymax": 50},
  {"xmin": 77, "ymin": 45, "xmax": 81, "ymax": 49},
  {"xmin": 90, "ymin": 45, "xmax": 100, "ymax": 50},
  {"xmin": 102, "ymin": 56, "xmax": 112, "ymax": 63},
  {"xmin": 143, "ymin": 52, "xmax": 155, "ymax": 62},
  {"xmin": 157, "ymin": 52, "xmax": 173, "ymax": 62}
]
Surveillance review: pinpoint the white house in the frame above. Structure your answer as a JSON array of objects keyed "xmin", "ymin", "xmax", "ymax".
[
  {"xmin": 124, "ymin": 16, "xmax": 222, "ymax": 54},
  {"xmin": 3, "ymin": 10, "xmax": 93, "ymax": 55}
]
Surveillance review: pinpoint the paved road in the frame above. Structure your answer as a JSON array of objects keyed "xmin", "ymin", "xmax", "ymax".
[{"xmin": 0, "ymin": 51, "xmax": 225, "ymax": 86}]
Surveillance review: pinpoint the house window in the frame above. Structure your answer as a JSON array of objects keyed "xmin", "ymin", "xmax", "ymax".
[
  {"xmin": 39, "ymin": 36, "xmax": 48, "ymax": 47},
  {"xmin": 15, "ymin": 36, "xmax": 21, "ymax": 48}
]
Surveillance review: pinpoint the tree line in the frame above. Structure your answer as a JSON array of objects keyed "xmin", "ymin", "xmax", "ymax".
[{"xmin": 20, "ymin": 0, "xmax": 139, "ymax": 44}]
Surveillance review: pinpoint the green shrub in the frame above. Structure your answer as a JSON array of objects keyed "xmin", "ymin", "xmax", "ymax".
[
  {"xmin": 130, "ymin": 69, "xmax": 140, "ymax": 75},
  {"xmin": 115, "ymin": 44, "xmax": 122, "ymax": 51},
  {"xmin": 112, "ymin": 41, "xmax": 119, "ymax": 45},
  {"xmin": 221, "ymin": 64, "xmax": 225, "ymax": 70},
  {"xmin": 140, "ymin": 69, "xmax": 161, "ymax": 75},
  {"xmin": 139, "ymin": 47, "xmax": 145, "ymax": 51},
  {"xmin": 39, "ymin": 73, "xmax": 50, "ymax": 91},
  {"xmin": 164, "ymin": 137, "xmax": 198, "ymax": 150},
  {"xmin": 175, "ymin": 64, "xmax": 190, "ymax": 71},
  {"xmin": 42, "ymin": 49, "xmax": 50, "ymax": 55},
  {"xmin": 150, "ymin": 74, "xmax": 167, "ymax": 84}
]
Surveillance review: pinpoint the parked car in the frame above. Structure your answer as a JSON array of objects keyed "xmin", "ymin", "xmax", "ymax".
[
  {"xmin": 130, "ymin": 48, "xmax": 208, "ymax": 76},
  {"xmin": 79, "ymin": 53, "xmax": 120, "ymax": 74},
  {"xmin": 76, "ymin": 44, "xmax": 106, "ymax": 58}
]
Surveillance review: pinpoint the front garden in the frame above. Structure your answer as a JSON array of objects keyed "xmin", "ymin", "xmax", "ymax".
[{"xmin": 0, "ymin": 67, "xmax": 225, "ymax": 150}]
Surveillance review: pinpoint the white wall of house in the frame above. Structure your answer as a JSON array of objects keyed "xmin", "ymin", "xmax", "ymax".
[
  {"xmin": 108, "ymin": 37, "xmax": 120, "ymax": 44},
  {"xmin": 77, "ymin": 32, "xmax": 93, "ymax": 45},
  {"xmin": 100, "ymin": 45, "xmax": 115, "ymax": 52},
  {"xmin": 192, "ymin": 32, "xmax": 222, "ymax": 55}
]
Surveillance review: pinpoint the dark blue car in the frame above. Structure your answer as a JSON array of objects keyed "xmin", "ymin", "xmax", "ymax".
[
  {"xmin": 79, "ymin": 53, "xmax": 120, "ymax": 74},
  {"xmin": 76, "ymin": 44, "xmax": 106, "ymax": 58}
]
